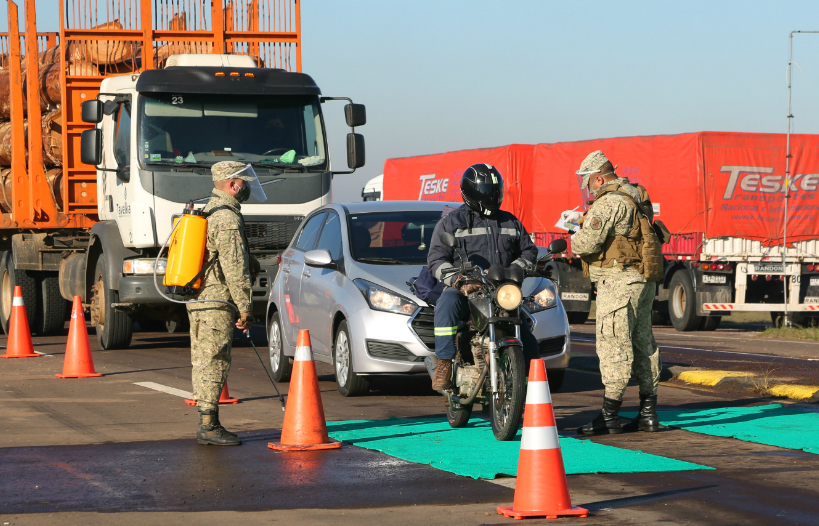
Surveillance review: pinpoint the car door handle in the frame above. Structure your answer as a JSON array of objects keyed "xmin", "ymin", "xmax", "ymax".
[
  {"xmin": 303, "ymin": 269, "xmax": 311, "ymax": 278},
  {"xmin": 282, "ymin": 266, "xmax": 290, "ymax": 273}
]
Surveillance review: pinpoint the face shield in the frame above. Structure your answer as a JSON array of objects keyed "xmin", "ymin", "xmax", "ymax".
[{"xmin": 234, "ymin": 164, "xmax": 268, "ymax": 202}]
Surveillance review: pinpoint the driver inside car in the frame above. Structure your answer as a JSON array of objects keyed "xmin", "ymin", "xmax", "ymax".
[{"xmin": 427, "ymin": 164, "xmax": 539, "ymax": 391}]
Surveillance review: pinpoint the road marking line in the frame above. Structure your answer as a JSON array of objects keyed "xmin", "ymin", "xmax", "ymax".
[
  {"xmin": 677, "ymin": 370, "xmax": 755, "ymax": 386},
  {"xmin": 134, "ymin": 381, "xmax": 192, "ymax": 399},
  {"xmin": 34, "ymin": 351, "xmax": 52, "ymax": 357}
]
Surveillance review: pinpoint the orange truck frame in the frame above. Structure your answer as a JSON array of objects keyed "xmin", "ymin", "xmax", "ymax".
[{"xmin": 0, "ymin": 0, "xmax": 366, "ymax": 349}]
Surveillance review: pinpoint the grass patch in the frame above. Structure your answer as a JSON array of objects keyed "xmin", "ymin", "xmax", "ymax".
[
  {"xmin": 759, "ymin": 326, "xmax": 819, "ymax": 340},
  {"xmin": 723, "ymin": 311, "xmax": 771, "ymax": 325}
]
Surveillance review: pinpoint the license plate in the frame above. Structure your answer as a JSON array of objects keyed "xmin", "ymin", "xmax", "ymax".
[
  {"xmin": 754, "ymin": 264, "xmax": 784, "ymax": 273},
  {"xmin": 561, "ymin": 292, "xmax": 589, "ymax": 301},
  {"xmin": 806, "ymin": 297, "xmax": 819, "ymax": 304},
  {"xmin": 702, "ymin": 274, "xmax": 727, "ymax": 284},
  {"xmin": 811, "ymin": 277, "xmax": 819, "ymax": 287}
]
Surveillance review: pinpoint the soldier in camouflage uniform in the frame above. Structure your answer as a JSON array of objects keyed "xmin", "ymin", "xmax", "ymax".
[
  {"xmin": 570, "ymin": 151, "xmax": 662, "ymax": 435},
  {"xmin": 189, "ymin": 161, "xmax": 256, "ymax": 446}
]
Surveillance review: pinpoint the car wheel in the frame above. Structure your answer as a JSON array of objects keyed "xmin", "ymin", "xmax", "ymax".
[
  {"xmin": 547, "ymin": 369, "xmax": 565, "ymax": 392},
  {"xmin": 269, "ymin": 312, "xmax": 292, "ymax": 382},
  {"xmin": 334, "ymin": 319, "xmax": 370, "ymax": 397}
]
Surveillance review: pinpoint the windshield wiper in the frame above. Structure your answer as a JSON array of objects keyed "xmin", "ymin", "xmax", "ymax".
[
  {"xmin": 356, "ymin": 257, "xmax": 409, "ymax": 265},
  {"xmin": 253, "ymin": 160, "xmax": 307, "ymax": 172},
  {"xmin": 146, "ymin": 160, "xmax": 211, "ymax": 168}
]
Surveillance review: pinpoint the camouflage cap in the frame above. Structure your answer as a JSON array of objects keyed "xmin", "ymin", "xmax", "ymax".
[
  {"xmin": 211, "ymin": 161, "xmax": 255, "ymax": 182},
  {"xmin": 577, "ymin": 150, "xmax": 614, "ymax": 189}
]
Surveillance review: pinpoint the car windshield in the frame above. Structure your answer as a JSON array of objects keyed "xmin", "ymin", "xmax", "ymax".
[
  {"xmin": 137, "ymin": 93, "xmax": 326, "ymax": 170},
  {"xmin": 348, "ymin": 211, "xmax": 442, "ymax": 265}
]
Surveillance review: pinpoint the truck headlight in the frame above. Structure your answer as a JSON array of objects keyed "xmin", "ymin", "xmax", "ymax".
[
  {"xmin": 523, "ymin": 280, "xmax": 557, "ymax": 313},
  {"xmin": 496, "ymin": 283, "xmax": 523, "ymax": 311},
  {"xmin": 354, "ymin": 279, "xmax": 418, "ymax": 315},
  {"xmin": 123, "ymin": 258, "xmax": 167, "ymax": 275}
]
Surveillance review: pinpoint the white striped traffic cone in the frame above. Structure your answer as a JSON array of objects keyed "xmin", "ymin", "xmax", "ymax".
[{"xmin": 497, "ymin": 358, "xmax": 588, "ymax": 520}]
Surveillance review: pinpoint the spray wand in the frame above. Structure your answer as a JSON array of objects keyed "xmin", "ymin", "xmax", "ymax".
[{"xmin": 246, "ymin": 331, "xmax": 287, "ymax": 411}]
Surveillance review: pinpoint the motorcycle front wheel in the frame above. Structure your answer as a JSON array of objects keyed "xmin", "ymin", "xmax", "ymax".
[{"xmin": 490, "ymin": 345, "xmax": 526, "ymax": 441}]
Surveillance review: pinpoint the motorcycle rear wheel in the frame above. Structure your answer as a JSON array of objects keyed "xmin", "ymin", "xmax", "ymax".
[
  {"xmin": 446, "ymin": 401, "xmax": 473, "ymax": 428},
  {"xmin": 490, "ymin": 346, "xmax": 526, "ymax": 441}
]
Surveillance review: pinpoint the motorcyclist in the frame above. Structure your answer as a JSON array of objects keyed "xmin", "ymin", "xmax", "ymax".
[{"xmin": 427, "ymin": 163, "xmax": 539, "ymax": 391}]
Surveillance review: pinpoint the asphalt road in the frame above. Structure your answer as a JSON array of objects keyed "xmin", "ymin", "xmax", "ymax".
[{"xmin": 1, "ymin": 322, "xmax": 818, "ymax": 525}]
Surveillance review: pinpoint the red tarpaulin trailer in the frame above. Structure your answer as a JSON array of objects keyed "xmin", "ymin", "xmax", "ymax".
[{"xmin": 382, "ymin": 144, "xmax": 536, "ymax": 227}]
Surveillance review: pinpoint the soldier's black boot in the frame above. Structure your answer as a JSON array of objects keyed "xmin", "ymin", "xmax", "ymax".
[
  {"xmin": 577, "ymin": 397, "xmax": 623, "ymax": 435},
  {"xmin": 211, "ymin": 409, "xmax": 238, "ymax": 438},
  {"xmin": 622, "ymin": 394, "xmax": 659, "ymax": 433},
  {"xmin": 197, "ymin": 408, "xmax": 242, "ymax": 446}
]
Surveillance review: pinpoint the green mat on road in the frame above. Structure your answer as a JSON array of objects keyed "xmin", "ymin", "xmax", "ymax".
[
  {"xmin": 623, "ymin": 403, "xmax": 819, "ymax": 454},
  {"xmin": 326, "ymin": 417, "xmax": 712, "ymax": 479}
]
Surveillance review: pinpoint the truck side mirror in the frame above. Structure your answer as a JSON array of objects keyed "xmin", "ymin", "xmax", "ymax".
[
  {"xmin": 347, "ymin": 133, "xmax": 365, "ymax": 169},
  {"xmin": 81, "ymin": 100, "xmax": 103, "ymax": 123},
  {"xmin": 80, "ymin": 129, "xmax": 103, "ymax": 166},
  {"xmin": 344, "ymin": 103, "xmax": 366, "ymax": 127}
]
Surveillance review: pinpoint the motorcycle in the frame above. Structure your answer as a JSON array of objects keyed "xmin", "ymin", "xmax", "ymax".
[{"xmin": 426, "ymin": 233, "xmax": 567, "ymax": 441}]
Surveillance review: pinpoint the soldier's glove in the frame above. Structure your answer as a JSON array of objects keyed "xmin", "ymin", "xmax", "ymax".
[{"xmin": 238, "ymin": 312, "xmax": 254, "ymax": 332}]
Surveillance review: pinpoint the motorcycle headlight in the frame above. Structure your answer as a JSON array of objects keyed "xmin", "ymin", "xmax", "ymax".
[
  {"xmin": 123, "ymin": 258, "xmax": 167, "ymax": 275},
  {"xmin": 523, "ymin": 279, "xmax": 557, "ymax": 313},
  {"xmin": 496, "ymin": 283, "xmax": 523, "ymax": 311},
  {"xmin": 354, "ymin": 279, "xmax": 419, "ymax": 316}
]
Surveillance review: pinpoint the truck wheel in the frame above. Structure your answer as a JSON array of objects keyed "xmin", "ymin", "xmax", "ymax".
[
  {"xmin": 35, "ymin": 273, "xmax": 68, "ymax": 336},
  {"xmin": 90, "ymin": 257, "xmax": 133, "ymax": 350},
  {"xmin": 0, "ymin": 251, "xmax": 38, "ymax": 335},
  {"xmin": 566, "ymin": 311, "xmax": 589, "ymax": 325},
  {"xmin": 668, "ymin": 271, "xmax": 700, "ymax": 331},
  {"xmin": 699, "ymin": 315, "xmax": 721, "ymax": 331}
]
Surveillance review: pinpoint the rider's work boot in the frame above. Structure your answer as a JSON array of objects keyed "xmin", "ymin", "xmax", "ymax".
[
  {"xmin": 431, "ymin": 359, "xmax": 453, "ymax": 391},
  {"xmin": 622, "ymin": 394, "xmax": 659, "ymax": 433},
  {"xmin": 197, "ymin": 408, "xmax": 242, "ymax": 446},
  {"xmin": 577, "ymin": 397, "xmax": 623, "ymax": 436}
]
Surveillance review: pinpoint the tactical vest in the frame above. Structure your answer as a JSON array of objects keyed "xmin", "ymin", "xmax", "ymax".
[{"xmin": 580, "ymin": 184, "xmax": 664, "ymax": 282}]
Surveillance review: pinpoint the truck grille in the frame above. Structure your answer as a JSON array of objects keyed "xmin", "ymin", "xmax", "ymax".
[
  {"xmin": 245, "ymin": 220, "xmax": 300, "ymax": 251},
  {"xmin": 410, "ymin": 307, "xmax": 436, "ymax": 350},
  {"xmin": 539, "ymin": 336, "xmax": 566, "ymax": 356},
  {"xmin": 366, "ymin": 341, "xmax": 425, "ymax": 362}
]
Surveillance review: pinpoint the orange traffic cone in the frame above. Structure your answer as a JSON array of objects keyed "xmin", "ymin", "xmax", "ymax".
[
  {"xmin": 497, "ymin": 359, "xmax": 588, "ymax": 520},
  {"xmin": 1, "ymin": 286, "xmax": 39, "ymax": 359},
  {"xmin": 268, "ymin": 329, "xmax": 341, "ymax": 451},
  {"xmin": 56, "ymin": 296, "xmax": 102, "ymax": 378},
  {"xmin": 185, "ymin": 382, "xmax": 239, "ymax": 405}
]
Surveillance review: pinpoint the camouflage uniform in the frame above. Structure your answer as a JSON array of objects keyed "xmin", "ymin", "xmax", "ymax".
[
  {"xmin": 572, "ymin": 158, "xmax": 661, "ymax": 402},
  {"xmin": 188, "ymin": 162, "xmax": 253, "ymax": 410}
]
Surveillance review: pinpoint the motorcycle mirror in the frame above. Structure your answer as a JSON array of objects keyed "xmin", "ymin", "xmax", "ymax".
[
  {"xmin": 440, "ymin": 232, "xmax": 458, "ymax": 248},
  {"xmin": 548, "ymin": 239, "xmax": 568, "ymax": 254}
]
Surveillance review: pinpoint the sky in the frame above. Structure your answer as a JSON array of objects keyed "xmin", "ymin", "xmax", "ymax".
[{"xmin": 11, "ymin": 1, "xmax": 819, "ymax": 202}]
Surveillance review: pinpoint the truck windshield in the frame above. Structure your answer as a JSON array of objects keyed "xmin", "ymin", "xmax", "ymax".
[
  {"xmin": 137, "ymin": 93, "xmax": 326, "ymax": 170},
  {"xmin": 348, "ymin": 211, "xmax": 442, "ymax": 265}
]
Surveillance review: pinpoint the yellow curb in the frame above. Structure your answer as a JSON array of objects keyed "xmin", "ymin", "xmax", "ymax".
[
  {"xmin": 677, "ymin": 370, "xmax": 756, "ymax": 387},
  {"xmin": 768, "ymin": 384, "xmax": 819, "ymax": 400}
]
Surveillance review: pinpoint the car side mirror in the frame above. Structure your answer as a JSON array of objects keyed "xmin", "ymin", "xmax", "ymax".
[
  {"xmin": 344, "ymin": 103, "xmax": 366, "ymax": 127},
  {"xmin": 81, "ymin": 100, "xmax": 103, "ymax": 123},
  {"xmin": 347, "ymin": 133, "xmax": 365, "ymax": 169},
  {"xmin": 548, "ymin": 239, "xmax": 568, "ymax": 254},
  {"xmin": 80, "ymin": 129, "xmax": 103, "ymax": 166},
  {"xmin": 304, "ymin": 249, "xmax": 336, "ymax": 269},
  {"xmin": 440, "ymin": 232, "xmax": 458, "ymax": 248}
]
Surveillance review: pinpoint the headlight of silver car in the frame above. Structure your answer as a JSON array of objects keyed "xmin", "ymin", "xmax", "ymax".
[
  {"xmin": 523, "ymin": 279, "xmax": 558, "ymax": 313},
  {"xmin": 354, "ymin": 279, "xmax": 419, "ymax": 316}
]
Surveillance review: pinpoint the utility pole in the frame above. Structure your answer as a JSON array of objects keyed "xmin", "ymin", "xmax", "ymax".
[{"xmin": 784, "ymin": 30, "xmax": 819, "ymax": 328}]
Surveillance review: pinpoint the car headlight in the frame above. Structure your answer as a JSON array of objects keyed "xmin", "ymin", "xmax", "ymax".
[
  {"xmin": 496, "ymin": 283, "xmax": 523, "ymax": 311},
  {"xmin": 523, "ymin": 279, "xmax": 557, "ymax": 313},
  {"xmin": 354, "ymin": 279, "xmax": 419, "ymax": 316},
  {"xmin": 123, "ymin": 258, "xmax": 167, "ymax": 275}
]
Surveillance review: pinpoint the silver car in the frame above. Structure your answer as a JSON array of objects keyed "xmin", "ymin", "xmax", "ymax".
[{"xmin": 265, "ymin": 201, "xmax": 570, "ymax": 396}]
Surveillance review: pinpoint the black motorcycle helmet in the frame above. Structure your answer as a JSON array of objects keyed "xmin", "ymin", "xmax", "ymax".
[{"xmin": 461, "ymin": 164, "xmax": 504, "ymax": 216}]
